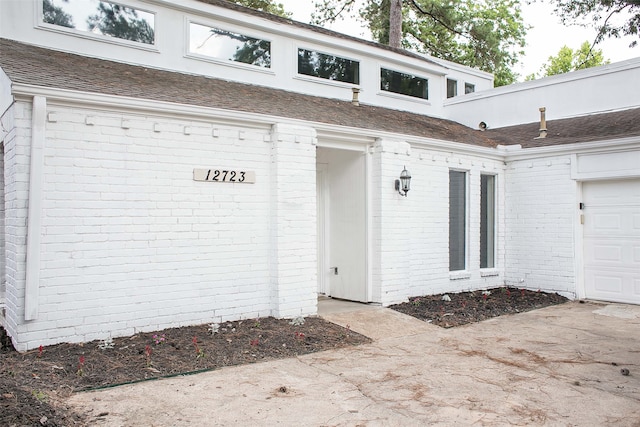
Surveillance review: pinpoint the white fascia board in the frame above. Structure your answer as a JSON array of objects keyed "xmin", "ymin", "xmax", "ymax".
[
  {"xmin": 503, "ymin": 137, "xmax": 640, "ymax": 161},
  {"xmin": 446, "ymin": 57, "xmax": 640, "ymax": 106},
  {"xmin": 13, "ymin": 83, "xmax": 501, "ymax": 159},
  {"xmin": 424, "ymin": 55, "xmax": 494, "ymax": 80}
]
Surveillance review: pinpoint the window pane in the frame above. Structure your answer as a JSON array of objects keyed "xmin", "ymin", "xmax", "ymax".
[
  {"xmin": 380, "ymin": 68, "xmax": 428, "ymax": 99},
  {"xmin": 449, "ymin": 170, "xmax": 466, "ymax": 271},
  {"xmin": 480, "ymin": 175, "xmax": 496, "ymax": 268},
  {"xmin": 447, "ymin": 78, "xmax": 457, "ymax": 98},
  {"xmin": 297, "ymin": 49, "xmax": 359, "ymax": 84},
  {"xmin": 189, "ymin": 23, "xmax": 271, "ymax": 68},
  {"xmin": 43, "ymin": 0, "xmax": 155, "ymax": 44},
  {"xmin": 465, "ymin": 83, "xmax": 475, "ymax": 94}
]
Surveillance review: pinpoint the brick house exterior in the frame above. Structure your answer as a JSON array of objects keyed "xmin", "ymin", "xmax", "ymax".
[{"xmin": 0, "ymin": 0, "xmax": 639, "ymax": 351}]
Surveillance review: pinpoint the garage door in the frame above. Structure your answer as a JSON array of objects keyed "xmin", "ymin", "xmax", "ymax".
[{"xmin": 583, "ymin": 179, "xmax": 640, "ymax": 304}]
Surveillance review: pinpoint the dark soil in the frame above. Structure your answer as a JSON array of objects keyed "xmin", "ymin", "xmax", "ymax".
[
  {"xmin": 1, "ymin": 287, "xmax": 568, "ymax": 426},
  {"xmin": 390, "ymin": 287, "xmax": 569, "ymax": 328},
  {"xmin": 0, "ymin": 317, "xmax": 369, "ymax": 426}
]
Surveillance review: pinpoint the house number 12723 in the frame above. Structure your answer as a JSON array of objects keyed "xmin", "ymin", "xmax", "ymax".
[{"xmin": 193, "ymin": 168, "xmax": 256, "ymax": 184}]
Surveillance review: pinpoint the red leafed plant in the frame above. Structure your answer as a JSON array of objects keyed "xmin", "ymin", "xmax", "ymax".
[
  {"xmin": 37, "ymin": 345, "xmax": 43, "ymax": 358},
  {"xmin": 250, "ymin": 339, "xmax": 259, "ymax": 347},
  {"xmin": 192, "ymin": 336, "xmax": 205, "ymax": 358},
  {"xmin": 77, "ymin": 355, "xmax": 85, "ymax": 376},
  {"xmin": 144, "ymin": 345, "xmax": 153, "ymax": 366}
]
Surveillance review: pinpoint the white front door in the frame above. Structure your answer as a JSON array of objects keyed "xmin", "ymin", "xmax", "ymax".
[
  {"xmin": 317, "ymin": 147, "xmax": 367, "ymax": 302},
  {"xmin": 583, "ymin": 179, "xmax": 640, "ymax": 304}
]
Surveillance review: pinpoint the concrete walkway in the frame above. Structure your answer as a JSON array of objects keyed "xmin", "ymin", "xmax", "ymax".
[{"xmin": 68, "ymin": 301, "xmax": 640, "ymax": 426}]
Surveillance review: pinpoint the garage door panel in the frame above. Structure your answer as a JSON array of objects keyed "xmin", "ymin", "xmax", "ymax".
[
  {"xmin": 583, "ymin": 179, "xmax": 640, "ymax": 204},
  {"xmin": 592, "ymin": 245, "xmax": 622, "ymax": 262},
  {"xmin": 584, "ymin": 242, "xmax": 637, "ymax": 266},
  {"xmin": 585, "ymin": 272, "xmax": 639, "ymax": 304},
  {"xmin": 584, "ymin": 208, "xmax": 640, "ymax": 237},
  {"xmin": 591, "ymin": 274, "xmax": 623, "ymax": 293},
  {"xmin": 583, "ymin": 179, "xmax": 640, "ymax": 304}
]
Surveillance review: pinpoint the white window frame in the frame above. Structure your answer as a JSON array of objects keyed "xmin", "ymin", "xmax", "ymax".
[
  {"xmin": 36, "ymin": 0, "xmax": 159, "ymax": 51},
  {"xmin": 480, "ymin": 174, "xmax": 496, "ymax": 270},
  {"xmin": 446, "ymin": 78, "xmax": 458, "ymax": 98},
  {"xmin": 449, "ymin": 169, "xmax": 469, "ymax": 273},
  {"xmin": 294, "ymin": 46, "xmax": 361, "ymax": 86},
  {"xmin": 185, "ymin": 19, "xmax": 274, "ymax": 73}
]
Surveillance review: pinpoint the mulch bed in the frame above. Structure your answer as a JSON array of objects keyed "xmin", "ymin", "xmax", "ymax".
[
  {"xmin": 390, "ymin": 287, "xmax": 569, "ymax": 328},
  {"xmin": 1, "ymin": 287, "xmax": 568, "ymax": 426},
  {"xmin": 1, "ymin": 317, "xmax": 369, "ymax": 426}
]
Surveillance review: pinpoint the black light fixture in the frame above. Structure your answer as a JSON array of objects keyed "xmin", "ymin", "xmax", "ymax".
[{"xmin": 395, "ymin": 166, "xmax": 411, "ymax": 197}]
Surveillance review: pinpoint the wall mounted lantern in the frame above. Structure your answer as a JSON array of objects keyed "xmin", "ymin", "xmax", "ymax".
[{"xmin": 395, "ymin": 166, "xmax": 411, "ymax": 197}]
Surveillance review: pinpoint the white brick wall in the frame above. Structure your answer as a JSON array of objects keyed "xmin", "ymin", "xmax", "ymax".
[
  {"xmin": 504, "ymin": 156, "xmax": 577, "ymax": 296},
  {"xmin": 7, "ymin": 101, "xmax": 319, "ymax": 350},
  {"xmin": 370, "ymin": 139, "xmax": 413, "ymax": 306},
  {"xmin": 2, "ymin": 97, "xmax": 583, "ymax": 351},
  {"xmin": 0, "ymin": 100, "xmax": 12, "ymax": 314},
  {"xmin": 269, "ymin": 124, "xmax": 318, "ymax": 318},
  {"xmin": 3, "ymin": 101, "xmax": 30, "ymax": 348},
  {"xmin": 370, "ymin": 141, "xmax": 506, "ymax": 307},
  {"xmin": 407, "ymin": 148, "xmax": 506, "ymax": 302}
]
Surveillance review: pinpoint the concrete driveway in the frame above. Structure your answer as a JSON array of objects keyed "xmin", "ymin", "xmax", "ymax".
[{"xmin": 68, "ymin": 301, "xmax": 640, "ymax": 426}]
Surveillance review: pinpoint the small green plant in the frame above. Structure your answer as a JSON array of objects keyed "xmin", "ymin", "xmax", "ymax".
[{"xmin": 31, "ymin": 390, "xmax": 48, "ymax": 402}]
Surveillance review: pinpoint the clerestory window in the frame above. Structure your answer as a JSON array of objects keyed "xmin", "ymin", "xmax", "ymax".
[{"xmin": 42, "ymin": 0, "xmax": 155, "ymax": 45}]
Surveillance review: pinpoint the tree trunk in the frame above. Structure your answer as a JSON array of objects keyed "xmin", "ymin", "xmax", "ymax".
[{"xmin": 389, "ymin": 0, "xmax": 402, "ymax": 48}]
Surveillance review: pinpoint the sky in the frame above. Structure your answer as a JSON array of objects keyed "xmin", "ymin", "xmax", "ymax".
[{"xmin": 277, "ymin": 0, "xmax": 639, "ymax": 81}]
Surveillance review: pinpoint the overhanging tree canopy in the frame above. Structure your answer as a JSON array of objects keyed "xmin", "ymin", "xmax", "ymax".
[{"xmin": 313, "ymin": 0, "xmax": 528, "ymax": 86}]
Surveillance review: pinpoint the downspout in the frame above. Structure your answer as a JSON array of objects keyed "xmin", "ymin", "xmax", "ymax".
[{"xmin": 24, "ymin": 96, "xmax": 46, "ymax": 320}]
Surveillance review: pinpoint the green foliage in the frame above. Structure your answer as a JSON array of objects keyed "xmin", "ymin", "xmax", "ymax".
[
  {"xmin": 227, "ymin": 0, "xmax": 292, "ymax": 17},
  {"xmin": 313, "ymin": 0, "xmax": 527, "ymax": 87},
  {"xmin": 548, "ymin": 0, "xmax": 640, "ymax": 47},
  {"xmin": 42, "ymin": 0, "xmax": 74, "ymax": 28},
  {"xmin": 31, "ymin": 390, "xmax": 48, "ymax": 402},
  {"xmin": 530, "ymin": 41, "xmax": 610, "ymax": 79},
  {"xmin": 87, "ymin": 2, "xmax": 154, "ymax": 44}
]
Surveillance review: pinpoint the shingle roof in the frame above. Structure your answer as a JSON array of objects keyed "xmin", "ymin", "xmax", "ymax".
[
  {"xmin": 485, "ymin": 108, "xmax": 640, "ymax": 148},
  {"xmin": 0, "ymin": 38, "xmax": 497, "ymax": 147}
]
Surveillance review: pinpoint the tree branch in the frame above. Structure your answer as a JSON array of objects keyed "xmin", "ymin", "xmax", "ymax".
[
  {"xmin": 408, "ymin": 0, "xmax": 470, "ymax": 39},
  {"xmin": 314, "ymin": 0, "xmax": 357, "ymax": 24},
  {"xmin": 578, "ymin": 3, "xmax": 631, "ymax": 68}
]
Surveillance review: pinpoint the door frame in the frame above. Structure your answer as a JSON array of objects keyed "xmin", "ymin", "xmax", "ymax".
[
  {"xmin": 316, "ymin": 143, "xmax": 371, "ymax": 302},
  {"xmin": 316, "ymin": 162, "xmax": 329, "ymax": 295}
]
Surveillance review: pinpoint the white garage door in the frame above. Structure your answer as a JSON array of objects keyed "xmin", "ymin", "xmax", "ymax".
[{"xmin": 583, "ymin": 179, "xmax": 640, "ymax": 304}]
